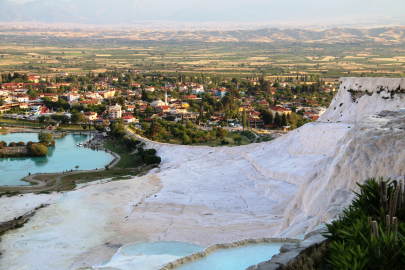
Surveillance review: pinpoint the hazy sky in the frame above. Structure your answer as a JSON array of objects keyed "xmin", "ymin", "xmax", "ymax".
[{"xmin": 3, "ymin": 0, "xmax": 405, "ymax": 26}]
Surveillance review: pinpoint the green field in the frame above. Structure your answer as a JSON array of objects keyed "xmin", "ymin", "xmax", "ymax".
[
  {"xmin": 103, "ymin": 142, "xmax": 136, "ymax": 168},
  {"xmin": 0, "ymin": 38, "xmax": 404, "ymax": 80}
]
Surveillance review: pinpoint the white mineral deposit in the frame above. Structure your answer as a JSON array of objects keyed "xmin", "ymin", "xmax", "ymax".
[{"xmin": 1, "ymin": 78, "xmax": 405, "ymax": 270}]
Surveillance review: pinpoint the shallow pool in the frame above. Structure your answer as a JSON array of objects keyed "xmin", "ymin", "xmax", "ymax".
[
  {"xmin": 93, "ymin": 241, "xmax": 286, "ymax": 270},
  {"xmin": 176, "ymin": 243, "xmax": 283, "ymax": 270},
  {"xmin": 93, "ymin": 241, "xmax": 205, "ymax": 270},
  {"xmin": 0, "ymin": 133, "xmax": 114, "ymax": 186}
]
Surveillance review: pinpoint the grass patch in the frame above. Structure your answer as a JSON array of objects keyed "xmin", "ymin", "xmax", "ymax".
[
  {"xmin": 103, "ymin": 142, "xmax": 136, "ymax": 168},
  {"xmin": 58, "ymin": 168, "xmax": 140, "ymax": 190},
  {"xmin": 240, "ymin": 130, "xmax": 256, "ymax": 140}
]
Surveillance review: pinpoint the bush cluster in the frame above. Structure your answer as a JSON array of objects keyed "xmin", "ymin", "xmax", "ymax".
[{"xmin": 324, "ymin": 177, "xmax": 405, "ymax": 269}]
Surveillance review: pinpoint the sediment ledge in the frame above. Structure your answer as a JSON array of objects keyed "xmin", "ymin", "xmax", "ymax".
[{"xmin": 158, "ymin": 238, "xmax": 301, "ymax": 270}]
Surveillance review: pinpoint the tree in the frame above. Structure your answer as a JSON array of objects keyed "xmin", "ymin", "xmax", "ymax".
[
  {"xmin": 38, "ymin": 132, "xmax": 55, "ymax": 146},
  {"xmin": 233, "ymin": 134, "xmax": 243, "ymax": 145},
  {"xmin": 82, "ymin": 125, "xmax": 87, "ymax": 130},
  {"xmin": 145, "ymin": 106, "xmax": 153, "ymax": 114},
  {"xmin": 71, "ymin": 112, "xmax": 86, "ymax": 126},
  {"xmin": 141, "ymin": 89, "xmax": 148, "ymax": 101},
  {"xmin": 18, "ymin": 141, "xmax": 25, "ymax": 146},
  {"xmin": 149, "ymin": 121, "xmax": 163, "ymax": 138},
  {"xmin": 141, "ymin": 122, "xmax": 150, "ymax": 131},
  {"xmin": 216, "ymin": 127, "xmax": 227, "ymax": 139},
  {"xmin": 274, "ymin": 112, "xmax": 282, "ymax": 127},
  {"xmin": 75, "ymin": 165, "xmax": 79, "ymax": 170},
  {"xmin": 30, "ymin": 144, "xmax": 48, "ymax": 156},
  {"xmin": 182, "ymin": 135, "xmax": 191, "ymax": 145},
  {"xmin": 0, "ymin": 98, "xmax": 3, "ymax": 106},
  {"xmin": 282, "ymin": 114, "xmax": 288, "ymax": 127},
  {"xmin": 110, "ymin": 121, "xmax": 126, "ymax": 137},
  {"xmin": 242, "ymin": 109, "xmax": 247, "ymax": 130}
]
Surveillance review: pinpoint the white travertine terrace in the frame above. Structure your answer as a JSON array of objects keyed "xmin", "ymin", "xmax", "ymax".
[{"xmin": 1, "ymin": 78, "xmax": 405, "ymax": 270}]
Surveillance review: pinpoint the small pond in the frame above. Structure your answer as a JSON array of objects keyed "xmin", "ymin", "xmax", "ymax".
[{"xmin": 0, "ymin": 133, "xmax": 114, "ymax": 186}]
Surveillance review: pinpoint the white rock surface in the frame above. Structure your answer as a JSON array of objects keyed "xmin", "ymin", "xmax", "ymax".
[{"xmin": 1, "ymin": 78, "xmax": 405, "ymax": 270}]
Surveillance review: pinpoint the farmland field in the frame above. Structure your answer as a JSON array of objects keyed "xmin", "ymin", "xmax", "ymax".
[{"xmin": 0, "ymin": 33, "xmax": 404, "ymax": 80}]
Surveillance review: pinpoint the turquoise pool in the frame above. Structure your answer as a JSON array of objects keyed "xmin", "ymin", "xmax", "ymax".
[
  {"xmin": 176, "ymin": 243, "xmax": 283, "ymax": 270},
  {"xmin": 0, "ymin": 133, "xmax": 114, "ymax": 186},
  {"xmin": 93, "ymin": 241, "xmax": 285, "ymax": 270}
]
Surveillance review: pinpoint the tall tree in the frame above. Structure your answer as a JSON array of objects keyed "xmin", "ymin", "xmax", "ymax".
[
  {"xmin": 274, "ymin": 112, "xmax": 282, "ymax": 127},
  {"xmin": 282, "ymin": 113, "xmax": 288, "ymax": 127},
  {"xmin": 242, "ymin": 108, "xmax": 247, "ymax": 130},
  {"xmin": 141, "ymin": 89, "xmax": 148, "ymax": 101}
]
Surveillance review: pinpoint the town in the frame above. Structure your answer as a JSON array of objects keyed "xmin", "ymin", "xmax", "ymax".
[{"xmin": 0, "ymin": 71, "xmax": 335, "ymax": 144}]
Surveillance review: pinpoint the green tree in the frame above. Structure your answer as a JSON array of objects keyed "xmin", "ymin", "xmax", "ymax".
[
  {"xmin": 82, "ymin": 125, "xmax": 87, "ymax": 130},
  {"xmin": 0, "ymin": 98, "xmax": 4, "ymax": 106},
  {"xmin": 71, "ymin": 112, "xmax": 86, "ymax": 126},
  {"xmin": 149, "ymin": 121, "xmax": 163, "ymax": 138},
  {"xmin": 233, "ymin": 134, "xmax": 243, "ymax": 145},
  {"xmin": 31, "ymin": 144, "xmax": 48, "ymax": 156},
  {"xmin": 145, "ymin": 106, "xmax": 154, "ymax": 114},
  {"xmin": 141, "ymin": 89, "xmax": 148, "ymax": 101},
  {"xmin": 242, "ymin": 109, "xmax": 247, "ymax": 130},
  {"xmin": 216, "ymin": 127, "xmax": 227, "ymax": 139},
  {"xmin": 282, "ymin": 113, "xmax": 288, "ymax": 126},
  {"xmin": 110, "ymin": 121, "xmax": 126, "ymax": 137},
  {"xmin": 38, "ymin": 133, "xmax": 55, "ymax": 146},
  {"xmin": 274, "ymin": 112, "xmax": 282, "ymax": 127},
  {"xmin": 141, "ymin": 122, "xmax": 150, "ymax": 131},
  {"xmin": 182, "ymin": 135, "xmax": 191, "ymax": 145}
]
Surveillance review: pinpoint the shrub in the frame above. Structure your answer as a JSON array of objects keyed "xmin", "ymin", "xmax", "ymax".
[
  {"xmin": 29, "ymin": 143, "xmax": 48, "ymax": 156},
  {"xmin": 324, "ymin": 178, "xmax": 405, "ymax": 269},
  {"xmin": 221, "ymin": 139, "xmax": 229, "ymax": 145},
  {"xmin": 144, "ymin": 155, "xmax": 161, "ymax": 165},
  {"xmin": 9, "ymin": 142, "xmax": 16, "ymax": 147}
]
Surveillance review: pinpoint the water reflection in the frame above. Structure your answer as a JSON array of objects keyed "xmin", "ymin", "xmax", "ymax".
[{"xmin": 0, "ymin": 133, "xmax": 114, "ymax": 186}]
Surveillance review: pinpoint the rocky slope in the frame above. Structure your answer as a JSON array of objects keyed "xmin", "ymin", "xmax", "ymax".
[{"xmin": 0, "ymin": 77, "xmax": 404, "ymax": 269}]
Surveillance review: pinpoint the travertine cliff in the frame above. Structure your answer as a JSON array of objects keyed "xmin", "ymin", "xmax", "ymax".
[{"xmin": 0, "ymin": 78, "xmax": 404, "ymax": 270}]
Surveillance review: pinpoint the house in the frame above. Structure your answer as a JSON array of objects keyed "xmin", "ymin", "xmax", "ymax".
[
  {"xmin": 122, "ymin": 116, "xmax": 138, "ymax": 124},
  {"xmin": 183, "ymin": 95, "xmax": 197, "ymax": 100},
  {"xmin": 109, "ymin": 104, "xmax": 122, "ymax": 119},
  {"xmin": 84, "ymin": 112, "xmax": 98, "ymax": 121},
  {"xmin": 156, "ymin": 106, "xmax": 170, "ymax": 113},
  {"xmin": 14, "ymin": 95, "xmax": 29, "ymax": 103},
  {"xmin": 145, "ymin": 86, "xmax": 155, "ymax": 92},
  {"xmin": 192, "ymin": 85, "xmax": 204, "ymax": 95},
  {"xmin": 217, "ymin": 88, "xmax": 227, "ymax": 98},
  {"xmin": 67, "ymin": 93, "xmax": 80, "ymax": 102},
  {"xmin": 269, "ymin": 106, "xmax": 292, "ymax": 116},
  {"xmin": 150, "ymin": 97, "xmax": 166, "ymax": 107},
  {"xmin": 258, "ymin": 100, "xmax": 270, "ymax": 108},
  {"xmin": 38, "ymin": 93, "xmax": 59, "ymax": 102}
]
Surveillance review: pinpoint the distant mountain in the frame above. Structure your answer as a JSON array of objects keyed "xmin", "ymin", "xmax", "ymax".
[
  {"xmin": 0, "ymin": 0, "xmax": 404, "ymax": 24},
  {"xmin": 2, "ymin": 24, "xmax": 404, "ymax": 44}
]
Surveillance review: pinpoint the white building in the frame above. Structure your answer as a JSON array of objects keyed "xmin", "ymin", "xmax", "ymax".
[
  {"xmin": 192, "ymin": 85, "xmax": 205, "ymax": 95},
  {"xmin": 109, "ymin": 104, "xmax": 122, "ymax": 119},
  {"xmin": 67, "ymin": 93, "xmax": 80, "ymax": 103}
]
